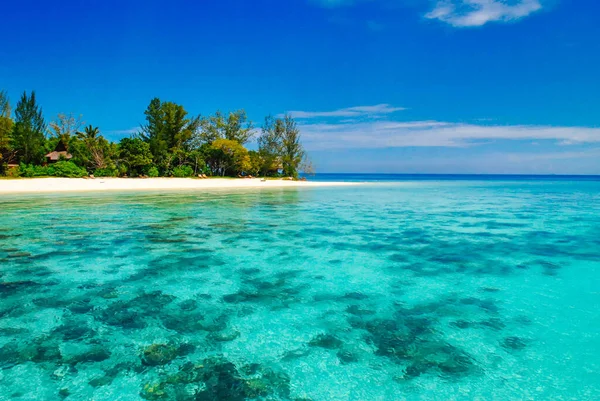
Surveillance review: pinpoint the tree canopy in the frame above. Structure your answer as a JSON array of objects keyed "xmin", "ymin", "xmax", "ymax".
[
  {"xmin": 0, "ymin": 91, "xmax": 312, "ymax": 179},
  {"xmin": 0, "ymin": 91, "xmax": 14, "ymax": 166},
  {"xmin": 12, "ymin": 91, "xmax": 46, "ymax": 165}
]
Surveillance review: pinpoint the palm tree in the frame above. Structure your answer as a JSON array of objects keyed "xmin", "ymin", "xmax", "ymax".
[
  {"xmin": 79, "ymin": 125, "xmax": 100, "ymax": 141},
  {"xmin": 77, "ymin": 125, "xmax": 107, "ymax": 170}
]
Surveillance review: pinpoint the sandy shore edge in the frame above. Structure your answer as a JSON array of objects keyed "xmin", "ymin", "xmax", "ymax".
[{"xmin": 0, "ymin": 177, "xmax": 356, "ymax": 194}]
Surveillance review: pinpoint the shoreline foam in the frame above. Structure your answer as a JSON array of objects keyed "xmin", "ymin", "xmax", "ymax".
[{"xmin": 0, "ymin": 177, "xmax": 355, "ymax": 194}]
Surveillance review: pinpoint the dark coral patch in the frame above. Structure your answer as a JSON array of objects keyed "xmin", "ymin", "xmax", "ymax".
[
  {"xmin": 501, "ymin": 336, "xmax": 527, "ymax": 351},
  {"xmin": 309, "ymin": 334, "xmax": 344, "ymax": 350},
  {"xmin": 140, "ymin": 356, "xmax": 290, "ymax": 401}
]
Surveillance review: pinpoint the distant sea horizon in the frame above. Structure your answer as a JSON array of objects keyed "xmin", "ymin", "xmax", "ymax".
[{"xmin": 307, "ymin": 173, "xmax": 600, "ymax": 182}]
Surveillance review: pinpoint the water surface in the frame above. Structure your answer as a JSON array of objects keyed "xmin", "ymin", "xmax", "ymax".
[{"xmin": 1, "ymin": 181, "xmax": 599, "ymax": 400}]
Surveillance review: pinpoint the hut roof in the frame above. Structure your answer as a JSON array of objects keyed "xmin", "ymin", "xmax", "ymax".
[
  {"xmin": 55, "ymin": 140, "xmax": 68, "ymax": 152},
  {"xmin": 45, "ymin": 151, "xmax": 73, "ymax": 161},
  {"xmin": 45, "ymin": 140, "xmax": 72, "ymax": 161}
]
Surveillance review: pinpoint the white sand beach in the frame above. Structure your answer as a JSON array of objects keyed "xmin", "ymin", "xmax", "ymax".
[{"xmin": 0, "ymin": 177, "xmax": 354, "ymax": 194}]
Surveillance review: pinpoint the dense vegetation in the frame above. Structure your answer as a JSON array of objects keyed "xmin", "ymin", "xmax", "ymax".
[{"xmin": 0, "ymin": 90, "xmax": 312, "ymax": 178}]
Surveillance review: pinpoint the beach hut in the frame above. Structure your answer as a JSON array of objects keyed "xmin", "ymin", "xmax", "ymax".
[{"xmin": 45, "ymin": 141, "xmax": 73, "ymax": 163}]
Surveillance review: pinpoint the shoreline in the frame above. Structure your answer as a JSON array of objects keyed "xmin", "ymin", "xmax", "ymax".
[{"xmin": 0, "ymin": 177, "xmax": 356, "ymax": 194}]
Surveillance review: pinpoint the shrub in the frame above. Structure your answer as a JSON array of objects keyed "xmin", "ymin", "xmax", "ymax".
[
  {"xmin": 118, "ymin": 164, "xmax": 128, "ymax": 176},
  {"xmin": 94, "ymin": 168, "xmax": 118, "ymax": 177},
  {"xmin": 172, "ymin": 165, "xmax": 194, "ymax": 177},
  {"xmin": 146, "ymin": 166, "xmax": 159, "ymax": 178},
  {"xmin": 51, "ymin": 161, "xmax": 88, "ymax": 178},
  {"xmin": 19, "ymin": 163, "xmax": 51, "ymax": 177},
  {"xmin": 6, "ymin": 166, "xmax": 21, "ymax": 178}
]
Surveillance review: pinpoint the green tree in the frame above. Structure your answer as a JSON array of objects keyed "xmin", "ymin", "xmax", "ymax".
[
  {"xmin": 0, "ymin": 91, "xmax": 14, "ymax": 169},
  {"xmin": 196, "ymin": 110, "xmax": 253, "ymax": 146},
  {"xmin": 247, "ymin": 150, "xmax": 263, "ymax": 177},
  {"xmin": 188, "ymin": 149, "xmax": 206, "ymax": 175},
  {"xmin": 72, "ymin": 125, "xmax": 116, "ymax": 172},
  {"xmin": 224, "ymin": 110, "xmax": 254, "ymax": 144},
  {"xmin": 12, "ymin": 91, "xmax": 46, "ymax": 164},
  {"xmin": 280, "ymin": 115, "xmax": 305, "ymax": 178},
  {"xmin": 197, "ymin": 111, "xmax": 225, "ymax": 145},
  {"xmin": 205, "ymin": 139, "xmax": 250, "ymax": 176},
  {"xmin": 48, "ymin": 113, "xmax": 84, "ymax": 149},
  {"xmin": 118, "ymin": 137, "xmax": 153, "ymax": 176},
  {"xmin": 257, "ymin": 115, "xmax": 284, "ymax": 177},
  {"xmin": 139, "ymin": 98, "xmax": 200, "ymax": 173},
  {"xmin": 82, "ymin": 124, "xmax": 100, "ymax": 140}
]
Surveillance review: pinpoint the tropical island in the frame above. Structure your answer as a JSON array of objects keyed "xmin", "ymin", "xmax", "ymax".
[{"xmin": 0, "ymin": 90, "xmax": 316, "ymax": 186}]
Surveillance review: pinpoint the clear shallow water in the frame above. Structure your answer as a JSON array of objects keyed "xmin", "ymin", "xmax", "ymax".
[{"xmin": 1, "ymin": 181, "xmax": 599, "ymax": 401}]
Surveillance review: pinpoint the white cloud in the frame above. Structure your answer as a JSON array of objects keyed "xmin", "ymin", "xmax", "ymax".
[
  {"xmin": 309, "ymin": 0, "xmax": 543, "ymax": 27},
  {"xmin": 425, "ymin": 0, "xmax": 543, "ymax": 27},
  {"xmin": 286, "ymin": 104, "xmax": 406, "ymax": 119},
  {"xmin": 104, "ymin": 127, "xmax": 140, "ymax": 138},
  {"xmin": 298, "ymin": 119, "xmax": 600, "ymax": 150}
]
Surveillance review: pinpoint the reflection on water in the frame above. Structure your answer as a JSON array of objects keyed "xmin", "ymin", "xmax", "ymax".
[{"xmin": 1, "ymin": 183, "xmax": 600, "ymax": 400}]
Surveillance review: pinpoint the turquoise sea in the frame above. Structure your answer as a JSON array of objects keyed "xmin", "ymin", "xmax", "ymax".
[{"xmin": 1, "ymin": 177, "xmax": 600, "ymax": 400}]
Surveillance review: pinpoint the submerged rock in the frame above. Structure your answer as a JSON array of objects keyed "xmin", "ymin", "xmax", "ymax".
[
  {"xmin": 89, "ymin": 375, "xmax": 114, "ymax": 388},
  {"xmin": 0, "ymin": 341, "xmax": 21, "ymax": 369},
  {"xmin": 2, "ymin": 247, "xmax": 20, "ymax": 252},
  {"xmin": 67, "ymin": 298, "xmax": 94, "ymax": 314},
  {"xmin": 32, "ymin": 296, "xmax": 69, "ymax": 309},
  {"xmin": 68, "ymin": 346, "xmax": 111, "ymax": 365},
  {"xmin": 365, "ymin": 315, "xmax": 481, "ymax": 380},
  {"xmin": 0, "ymin": 280, "xmax": 39, "ymax": 297},
  {"xmin": 52, "ymin": 319, "xmax": 95, "ymax": 341},
  {"xmin": 142, "ymin": 344, "xmax": 179, "ymax": 366},
  {"xmin": 343, "ymin": 292, "xmax": 369, "ymax": 301},
  {"xmin": 501, "ymin": 336, "xmax": 527, "ymax": 351},
  {"xmin": 459, "ymin": 297, "xmax": 499, "ymax": 314},
  {"xmin": 161, "ymin": 311, "xmax": 207, "ymax": 333},
  {"xmin": 481, "ymin": 287, "xmax": 501, "ymax": 293},
  {"xmin": 451, "ymin": 320, "xmax": 473, "ymax": 329},
  {"xmin": 96, "ymin": 290, "xmax": 178, "ymax": 330},
  {"xmin": 240, "ymin": 267, "xmax": 261, "ymax": 276},
  {"xmin": 479, "ymin": 318, "xmax": 506, "ymax": 331},
  {"xmin": 7, "ymin": 252, "xmax": 32, "ymax": 259},
  {"xmin": 222, "ymin": 291, "xmax": 257, "ymax": 304},
  {"xmin": 437, "ymin": 352, "xmax": 479, "ymax": 377},
  {"xmin": 404, "ymin": 361, "xmax": 436, "ymax": 379},
  {"xmin": 21, "ymin": 338, "xmax": 63, "ymax": 364},
  {"xmin": 96, "ymin": 301, "xmax": 147, "ymax": 329},
  {"xmin": 141, "ymin": 356, "xmax": 290, "ymax": 401},
  {"xmin": 178, "ymin": 299, "xmax": 198, "ymax": 311},
  {"xmin": 281, "ymin": 347, "xmax": 311, "ymax": 361},
  {"xmin": 140, "ymin": 382, "xmax": 168, "ymax": 400},
  {"xmin": 308, "ymin": 334, "xmax": 344, "ymax": 350},
  {"xmin": 0, "ymin": 327, "xmax": 28, "ymax": 335},
  {"xmin": 199, "ymin": 314, "xmax": 229, "ymax": 333},
  {"xmin": 197, "ymin": 357, "xmax": 248, "ymax": 401},
  {"xmin": 346, "ymin": 305, "xmax": 376, "ymax": 316},
  {"xmin": 130, "ymin": 291, "xmax": 177, "ymax": 312},
  {"xmin": 244, "ymin": 378, "xmax": 269, "ymax": 397},
  {"xmin": 141, "ymin": 342, "xmax": 194, "ymax": 367}
]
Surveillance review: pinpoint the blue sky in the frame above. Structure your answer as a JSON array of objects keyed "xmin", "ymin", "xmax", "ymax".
[{"xmin": 1, "ymin": 0, "xmax": 599, "ymax": 173}]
